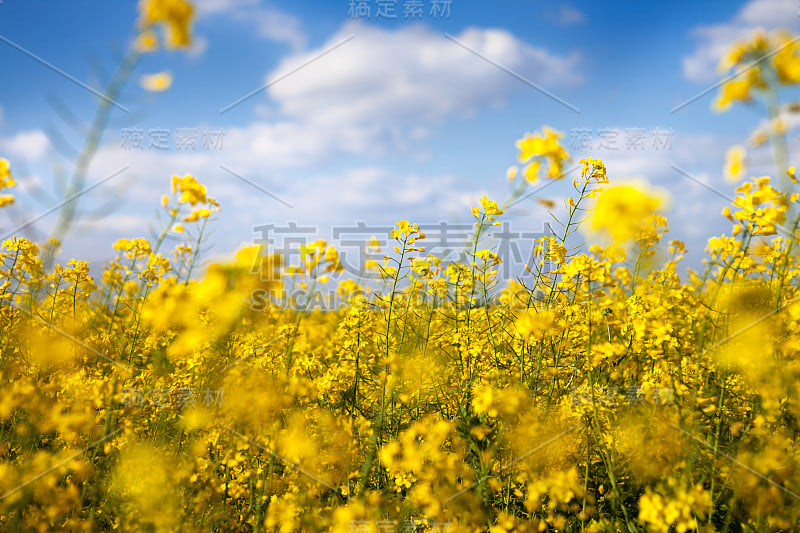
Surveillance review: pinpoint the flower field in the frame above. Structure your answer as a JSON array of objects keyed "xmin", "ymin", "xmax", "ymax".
[{"xmin": 2, "ymin": 2, "xmax": 800, "ymax": 532}]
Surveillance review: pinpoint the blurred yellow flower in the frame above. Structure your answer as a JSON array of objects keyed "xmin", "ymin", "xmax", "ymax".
[
  {"xmin": 774, "ymin": 32, "xmax": 800, "ymax": 83},
  {"xmin": 514, "ymin": 126, "xmax": 570, "ymax": 180},
  {"xmin": 134, "ymin": 29, "xmax": 159, "ymax": 52},
  {"xmin": 588, "ymin": 182, "xmax": 666, "ymax": 243},
  {"xmin": 506, "ymin": 165, "xmax": 518, "ymax": 181},
  {"xmin": 724, "ymin": 145, "xmax": 746, "ymax": 183},
  {"xmin": 516, "ymin": 127, "xmax": 563, "ymax": 161},
  {"xmin": 714, "ymin": 76, "xmax": 755, "ymax": 111},
  {"xmin": 0, "ymin": 158, "xmax": 15, "ymax": 207},
  {"xmin": 140, "ymin": 71, "xmax": 173, "ymax": 92},
  {"xmin": 524, "ymin": 160, "xmax": 540, "ymax": 183},
  {"xmin": 183, "ymin": 208, "xmax": 210, "ymax": 222},
  {"xmin": 138, "ymin": 0, "xmax": 194, "ymax": 49}
]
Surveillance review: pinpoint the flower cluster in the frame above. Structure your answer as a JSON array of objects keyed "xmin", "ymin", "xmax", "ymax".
[
  {"xmin": 722, "ymin": 176, "xmax": 795, "ymax": 235},
  {"xmin": 137, "ymin": 0, "xmax": 194, "ymax": 50},
  {"xmin": 0, "ymin": 158, "xmax": 15, "ymax": 208},
  {"xmin": 587, "ymin": 182, "xmax": 666, "ymax": 244},
  {"xmin": 508, "ymin": 126, "xmax": 571, "ymax": 184},
  {"xmin": 3, "ymin": 112, "xmax": 800, "ymax": 532}
]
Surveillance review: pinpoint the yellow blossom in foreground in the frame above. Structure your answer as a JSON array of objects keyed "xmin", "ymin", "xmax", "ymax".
[
  {"xmin": 774, "ymin": 31, "xmax": 800, "ymax": 84},
  {"xmin": 587, "ymin": 182, "xmax": 666, "ymax": 243},
  {"xmin": 4, "ymin": 123, "xmax": 800, "ymax": 531},
  {"xmin": 723, "ymin": 176, "xmax": 790, "ymax": 236},
  {"xmin": 714, "ymin": 76, "xmax": 755, "ymax": 111},
  {"xmin": 638, "ymin": 483, "xmax": 711, "ymax": 533}
]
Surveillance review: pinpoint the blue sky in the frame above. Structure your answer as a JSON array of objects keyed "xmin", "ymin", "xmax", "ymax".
[{"xmin": 1, "ymin": 0, "xmax": 799, "ymax": 280}]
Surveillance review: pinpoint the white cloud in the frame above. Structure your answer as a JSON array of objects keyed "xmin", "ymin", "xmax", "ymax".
[
  {"xmin": 74, "ymin": 213, "xmax": 151, "ymax": 233},
  {"xmin": 4, "ymin": 21, "xmax": 584, "ymax": 264},
  {"xmin": 85, "ymin": 142, "xmax": 474, "ymax": 223},
  {"xmin": 0, "ymin": 130, "xmax": 51, "ymax": 162},
  {"xmin": 265, "ymin": 21, "xmax": 581, "ymax": 144},
  {"xmin": 278, "ymin": 167, "xmax": 470, "ymax": 224},
  {"xmin": 186, "ymin": 34, "xmax": 209, "ymax": 59},
  {"xmin": 244, "ymin": 8, "xmax": 307, "ymax": 52},
  {"xmin": 194, "ymin": 0, "xmax": 307, "ymax": 51},
  {"xmin": 193, "ymin": 0, "xmax": 258, "ymax": 14},
  {"xmin": 738, "ymin": 0, "xmax": 799, "ymax": 27},
  {"xmin": 682, "ymin": 0, "xmax": 800, "ymax": 84},
  {"xmin": 208, "ymin": 21, "xmax": 584, "ymax": 169}
]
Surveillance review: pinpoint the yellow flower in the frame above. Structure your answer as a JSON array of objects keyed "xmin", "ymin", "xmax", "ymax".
[
  {"xmin": 749, "ymin": 129, "xmax": 768, "ymax": 147},
  {"xmin": 171, "ymin": 174, "xmax": 207, "ymax": 205},
  {"xmin": 478, "ymin": 195, "xmax": 503, "ymax": 216},
  {"xmin": 514, "ymin": 126, "xmax": 570, "ymax": 181},
  {"xmin": 524, "ymin": 160, "xmax": 540, "ymax": 183},
  {"xmin": 134, "ymin": 29, "xmax": 159, "ymax": 52},
  {"xmin": 727, "ymin": 176, "xmax": 789, "ymax": 236},
  {"xmin": 773, "ymin": 33, "xmax": 800, "ymax": 84},
  {"xmin": 714, "ymin": 77, "xmax": 754, "ymax": 111},
  {"xmin": 717, "ymin": 42, "xmax": 746, "ymax": 75},
  {"xmin": 140, "ymin": 71, "xmax": 173, "ymax": 92},
  {"xmin": 787, "ymin": 166, "xmax": 798, "ymax": 185},
  {"xmin": 472, "ymin": 383, "xmax": 498, "ymax": 417},
  {"xmin": 578, "ymin": 157, "xmax": 609, "ymax": 184},
  {"xmin": 138, "ymin": 0, "xmax": 194, "ymax": 48},
  {"xmin": 516, "ymin": 127, "xmax": 564, "ymax": 161},
  {"xmin": 183, "ymin": 208, "xmax": 210, "ymax": 222},
  {"xmin": 506, "ymin": 165, "xmax": 518, "ymax": 181},
  {"xmin": 0, "ymin": 158, "xmax": 15, "ymax": 207},
  {"xmin": 588, "ymin": 182, "xmax": 666, "ymax": 243},
  {"xmin": 0, "ymin": 158, "xmax": 12, "ymax": 184},
  {"xmin": 724, "ymin": 145, "xmax": 746, "ymax": 183}
]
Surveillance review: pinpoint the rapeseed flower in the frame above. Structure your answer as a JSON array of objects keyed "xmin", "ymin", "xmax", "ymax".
[
  {"xmin": 587, "ymin": 182, "xmax": 666, "ymax": 243},
  {"xmin": 724, "ymin": 145, "xmax": 746, "ymax": 183},
  {"xmin": 138, "ymin": 0, "xmax": 194, "ymax": 49},
  {"xmin": 139, "ymin": 70, "xmax": 173, "ymax": 92},
  {"xmin": 0, "ymin": 158, "xmax": 15, "ymax": 207}
]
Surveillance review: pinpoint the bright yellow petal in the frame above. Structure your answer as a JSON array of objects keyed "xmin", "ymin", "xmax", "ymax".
[{"xmin": 140, "ymin": 71, "xmax": 173, "ymax": 92}]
